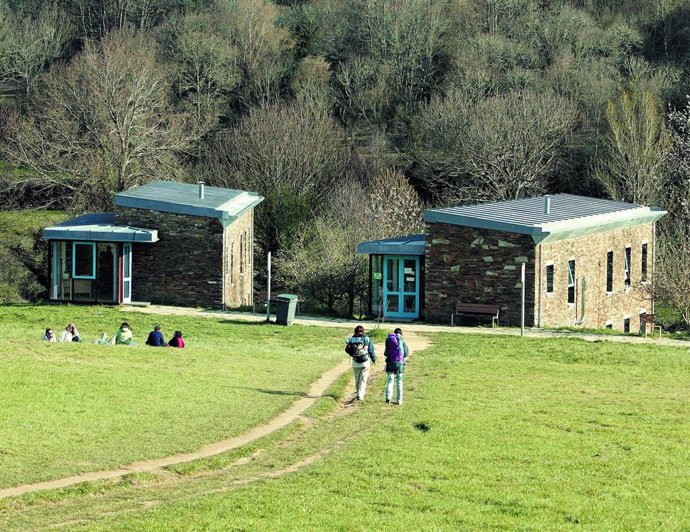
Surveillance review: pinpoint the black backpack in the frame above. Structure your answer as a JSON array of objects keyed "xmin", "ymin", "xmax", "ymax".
[{"xmin": 345, "ymin": 337, "xmax": 369, "ymax": 363}]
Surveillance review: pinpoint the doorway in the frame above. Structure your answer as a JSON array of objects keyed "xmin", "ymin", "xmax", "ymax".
[{"xmin": 383, "ymin": 256, "xmax": 420, "ymax": 319}]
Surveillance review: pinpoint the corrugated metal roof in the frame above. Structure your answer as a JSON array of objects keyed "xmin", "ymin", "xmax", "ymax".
[
  {"xmin": 425, "ymin": 194, "xmax": 666, "ymax": 244},
  {"xmin": 43, "ymin": 213, "xmax": 159, "ymax": 243},
  {"xmin": 357, "ymin": 234, "xmax": 425, "ymax": 256},
  {"xmin": 115, "ymin": 181, "xmax": 264, "ymax": 222}
]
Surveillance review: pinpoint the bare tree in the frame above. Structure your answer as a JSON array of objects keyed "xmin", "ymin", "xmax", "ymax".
[
  {"xmin": 367, "ymin": 168, "xmax": 424, "ymax": 238},
  {"xmin": 596, "ymin": 88, "xmax": 670, "ymax": 205},
  {"xmin": 652, "ymin": 221, "xmax": 690, "ymax": 329},
  {"xmin": 0, "ymin": 3, "xmax": 73, "ymax": 98},
  {"xmin": 204, "ymin": 97, "xmax": 357, "ymax": 251},
  {"xmin": 6, "ymin": 28, "xmax": 194, "ymax": 210},
  {"xmin": 413, "ymin": 89, "xmax": 576, "ymax": 203}
]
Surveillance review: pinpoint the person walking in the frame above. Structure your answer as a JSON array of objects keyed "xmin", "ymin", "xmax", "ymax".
[
  {"xmin": 345, "ymin": 325, "xmax": 376, "ymax": 401},
  {"xmin": 384, "ymin": 327, "xmax": 409, "ymax": 405}
]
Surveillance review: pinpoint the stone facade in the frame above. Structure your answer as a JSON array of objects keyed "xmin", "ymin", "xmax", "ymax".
[
  {"xmin": 223, "ymin": 210, "xmax": 254, "ymax": 308},
  {"xmin": 425, "ymin": 223, "xmax": 536, "ymax": 326},
  {"xmin": 537, "ymin": 224, "xmax": 654, "ymax": 331},
  {"xmin": 425, "ymin": 221, "xmax": 655, "ymax": 331},
  {"xmin": 115, "ymin": 206, "xmax": 253, "ymax": 308}
]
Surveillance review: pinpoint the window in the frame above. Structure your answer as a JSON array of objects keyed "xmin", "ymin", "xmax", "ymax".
[
  {"xmin": 72, "ymin": 242, "xmax": 96, "ymax": 279},
  {"xmin": 239, "ymin": 233, "xmax": 244, "ymax": 274},
  {"xmin": 641, "ymin": 243, "xmax": 648, "ymax": 282},
  {"xmin": 567, "ymin": 260, "xmax": 575, "ymax": 304},
  {"xmin": 624, "ymin": 246, "xmax": 631, "ymax": 287},
  {"xmin": 605, "ymin": 322, "xmax": 613, "ymax": 329},
  {"xmin": 624, "ymin": 317, "xmax": 630, "ymax": 333},
  {"xmin": 606, "ymin": 251, "xmax": 613, "ymax": 292},
  {"xmin": 546, "ymin": 264, "xmax": 554, "ymax": 293}
]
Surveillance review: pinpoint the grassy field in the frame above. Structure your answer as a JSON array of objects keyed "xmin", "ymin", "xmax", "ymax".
[
  {"xmin": 1, "ymin": 310, "xmax": 688, "ymax": 530},
  {"xmin": 0, "ymin": 305, "xmax": 349, "ymax": 489}
]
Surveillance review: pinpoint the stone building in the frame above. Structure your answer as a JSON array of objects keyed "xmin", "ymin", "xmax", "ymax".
[
  {"xmin": 359, "ymin": 194, "xmax": 666, "ymax": 331},
  {"xmin": 43, "ymin": 181, "xmax": 263, "ymax": 308}
]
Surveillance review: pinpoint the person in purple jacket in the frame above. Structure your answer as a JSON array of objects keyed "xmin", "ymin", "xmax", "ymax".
[{"xmin": 384, "ymin": 328, "xmax": 409, "ymax": 405}]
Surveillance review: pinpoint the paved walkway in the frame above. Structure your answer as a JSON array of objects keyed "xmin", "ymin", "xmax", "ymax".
[
  {"xmin": 124, "ymin": 304, "xmax": 688, "ymax": 347},
  {"xmin": 0, "ymin": 329, "xmax": 430, "ymax": 499}
]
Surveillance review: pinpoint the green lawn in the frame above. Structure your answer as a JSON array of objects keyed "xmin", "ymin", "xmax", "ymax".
[
  {"xmin": 1, "ymin": 310, "xmax": 688, "ymax": 530},
  {"xmin": 0, "ymin": 305, "xmax": 348, "ymax": 488}
]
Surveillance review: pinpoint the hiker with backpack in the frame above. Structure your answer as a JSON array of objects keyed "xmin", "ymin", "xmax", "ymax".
[
  {"xmin": 345, "ymin": 325, "xmax": 376, "ymax": 401},
  {"xmin": 384, "ymin": 327, "xmax": 409, "ymax": 405}
]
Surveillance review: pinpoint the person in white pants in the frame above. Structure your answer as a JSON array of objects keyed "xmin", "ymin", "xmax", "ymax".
[{"xmin": 346, "ymin": 325, "xmax": 376, "ymax": 401}]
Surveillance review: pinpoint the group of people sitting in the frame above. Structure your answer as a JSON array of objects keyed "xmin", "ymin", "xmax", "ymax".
[
  {"xmin": 144, "ymin": 324, "xmax": 185, "ymax": 348},
  {"xmin": 43, "ymin": 322, "xmax": 185, "ymax": 348},
  {"xmin": 43, "ymin": 323, "xmax": 80, "ymax": 343}
]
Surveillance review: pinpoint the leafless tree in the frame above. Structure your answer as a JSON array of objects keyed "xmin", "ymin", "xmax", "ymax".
[
  {"xmin": 204, "ymin": 97, "xmax": 357, "ymax": 250},
  {"xmin": 0, "ymin": 3, "xmax": 73, "ymax": 98},
  {"xmin": 596, "ymin": 88, "xmax": 670, "ymax": 206},
  {"xmin": 6, "ymin": 28, "xmax": 194, "ymax": 210}
]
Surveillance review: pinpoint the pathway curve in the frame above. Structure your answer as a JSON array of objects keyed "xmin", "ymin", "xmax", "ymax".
[{"xmin": 0, "ymin": 331, "xmax": 430, "ymax": 499}]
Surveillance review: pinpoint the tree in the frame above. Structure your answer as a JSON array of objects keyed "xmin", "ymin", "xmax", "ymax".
[
  {"xmin": 204, "ymin": 97, "xmax": 358, "ymax": 252},
  {"xmin": 653, "ymin": 222, "xmax": 690, "ymax": 329},
  {"xmin": 596, "ymin": 88, "xmax": 670, "ymax": 205},
  {"xmin": 367, "ymin": 169, "xmax": 424, "ymax": 238},
  {"xmin": 0, "ymin": 3, "xmax": 73, "ymax": 98},
  {"xmin": 412, "ymin": 89, "xmax": 576, "ymax": 203},
  {"xmin": 6, "ymin": 29, "xmax": 193, "ymax": 210}
]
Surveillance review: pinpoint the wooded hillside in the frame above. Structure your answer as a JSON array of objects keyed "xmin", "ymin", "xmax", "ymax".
[{"xmin": 1, "ymin": 0, "xmax": 689, "ymax": 319}]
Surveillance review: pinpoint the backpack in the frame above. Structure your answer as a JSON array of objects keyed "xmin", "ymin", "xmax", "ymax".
[
  {"xmin": 346, "ymin": 337, "xmax": 369, "ymax": 363},
  {"xmin": 384, "ymin": 333, "xmax": 403, "ymax": 363}
]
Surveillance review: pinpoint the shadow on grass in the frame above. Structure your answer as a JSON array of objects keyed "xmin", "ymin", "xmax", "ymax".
[{"xmin": 241, "ymin": 387, "xmax": 339, "ymax": 401}]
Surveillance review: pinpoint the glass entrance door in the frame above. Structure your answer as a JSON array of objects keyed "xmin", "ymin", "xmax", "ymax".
[
  {"xmin": 122, "ymin": 243, "xmax": 132, "ymax": 303},
  {"xmin": 383, "ymin": 256, "xmax": 420, "ymax": 319}
]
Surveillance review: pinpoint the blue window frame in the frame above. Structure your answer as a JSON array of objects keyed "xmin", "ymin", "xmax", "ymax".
[{"xmin": 72, "ymin": 242, "xmax": 96, "ymax": 279}]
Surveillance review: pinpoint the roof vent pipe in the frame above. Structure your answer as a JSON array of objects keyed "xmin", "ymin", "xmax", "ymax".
[
  {"xmin": 198, "ymin": 181, "xmax": 205, "ymax": 199},
  {"xmin": 544, "ymin": 195, "xmax": 551, "ymax": 215}
]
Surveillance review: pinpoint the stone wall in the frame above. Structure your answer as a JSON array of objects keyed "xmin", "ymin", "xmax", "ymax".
[
  {"xmin": 223, "ymin": 210, "xmax": 254, "ymax": 308},
  {"xmin": 425, "ymin": 223, "xmax": 536, "ymax": 326},
  {"xmin": 537, "ymin": 224, "xmax": 654, "ymax": 331},
  {"xmin": 115, "ymin": 206, "xmax": 254, "ymax": 308}
]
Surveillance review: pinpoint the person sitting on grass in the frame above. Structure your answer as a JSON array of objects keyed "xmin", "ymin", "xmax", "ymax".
[
  {"xmin": 168, "ymin": 330, "xmax": 185, "ymax": 348},
  {"xmin": 145, "ymin": 324, "xmax": 166, "ymax": 347},
  {"xmin": 111, "ymin": 322, "xmax": 135, "ymax": 346},
  {"xmin": 43, "ymin": 328, "xmax": 56, "ymax": 342},
  {"xmin": 93, "ymin": 332, "xmax": 110, "ymax": 345},
  {"xmin": 60, "ymin": 323, "xmax": 81, "ymax": 343}
]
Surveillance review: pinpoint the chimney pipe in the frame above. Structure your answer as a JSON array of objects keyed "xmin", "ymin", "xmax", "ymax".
[
  {"xmin": 198, "ymin": 181, "xmax": 205, "ymax": 199},
  {"xmin": 544, "ymin": 195, "xmax": 551, "ymax": 215}
]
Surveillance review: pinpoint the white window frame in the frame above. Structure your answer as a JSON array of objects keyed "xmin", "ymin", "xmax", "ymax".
[{"xmin": 72, "ymin": 242, "xmax": 96, "ymax": 280}]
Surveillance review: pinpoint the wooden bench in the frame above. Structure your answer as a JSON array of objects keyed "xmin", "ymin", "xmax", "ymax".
[
  {"xmin": 451, "ymin": 303, "xmax": 500, "ymax": 327},
  {"xmin": 641, "ymin": 313, "xmax": 663, "ymax": 338}
]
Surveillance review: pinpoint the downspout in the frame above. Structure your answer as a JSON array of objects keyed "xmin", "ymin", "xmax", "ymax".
[
  {"xmin": 574, "ymin": 276, "xmax": 586, "ymax": 325},
  {"xmin": 222, "ymin": 224, "xmax": 227, "ymax": 311},
  {"xmin": 651, "ymin": 222, "xmax": 656, "ymax": 316},
  {"xmin": 537, "ymin": 243, "xmax": 543, "ymax": 328}
]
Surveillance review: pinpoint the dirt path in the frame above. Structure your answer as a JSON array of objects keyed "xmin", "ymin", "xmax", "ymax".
[{"xmin": 0, "ymin": 331, "xmax": 430, "ymax": 500}]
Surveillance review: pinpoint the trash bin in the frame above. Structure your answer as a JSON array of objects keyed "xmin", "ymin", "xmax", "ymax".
[{"xmin": 275, "ymin": 294, "xmax": 298, "ymax": 325}]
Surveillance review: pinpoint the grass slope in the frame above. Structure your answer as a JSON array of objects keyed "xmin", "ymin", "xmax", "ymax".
[
  {"xmin": 0, "ymin": 305, "xmax": 349, "ymax": 488},
  {"xmin": 2, "ymin": 329, "xmax": 688, "ymax": 530}
]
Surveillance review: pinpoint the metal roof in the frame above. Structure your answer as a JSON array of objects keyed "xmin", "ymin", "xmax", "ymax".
[
  {"xmin": 357, "ymin": 234, "xmax": 425, "ymax": 256},
  {"xmin": 115, "ymin": 181, "xmax": 264, "ymax": 225},
  {"xmin": 43, "ymin": 213, "xmax": 159, "ymax": 243},
  {"xmin": 425, "ymin": 194, "xmax": 666, "ymax": 244}
]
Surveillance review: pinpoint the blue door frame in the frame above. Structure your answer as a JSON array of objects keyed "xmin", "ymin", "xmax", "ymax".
[{"xmin": 383, "ymin": 255, "xmax": 420, "ymax": 319}]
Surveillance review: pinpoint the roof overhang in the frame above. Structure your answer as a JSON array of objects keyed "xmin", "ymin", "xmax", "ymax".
[
  {"xmin": 114, "ymin": 192, "xmax": 264, "ymax": 226},
  {"xmin": 425, "ymin": 206, "xmax": 667, "ymax": 245},
  {"xmin": 357, "ymin": 234, "xmax": 426, "ymax": 256},
  {"xmin": 42, "ymin": 213, "xmax": 159, "ymax": 243}
]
